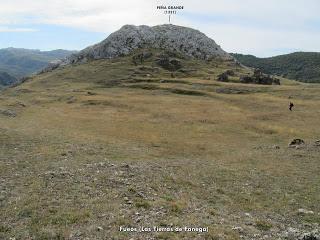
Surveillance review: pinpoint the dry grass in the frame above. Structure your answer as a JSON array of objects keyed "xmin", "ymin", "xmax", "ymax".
[{"xmin": 0, "ymin": 50, "xmax": 319, "ymax": 239}]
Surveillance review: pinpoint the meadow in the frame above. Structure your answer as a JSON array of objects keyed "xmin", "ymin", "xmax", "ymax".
[{"xmin": 0, "ymin": 50, "xmax": 319, "ymax": 239}]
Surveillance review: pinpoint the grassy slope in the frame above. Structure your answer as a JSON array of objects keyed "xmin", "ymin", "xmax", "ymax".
[
  {"xmin": 0, "ymin": 50, "xmax": 319, "ymax": 240},
  {"xmin": 232, "ymin": 52, "xmax": 320, "ymax": 83}
]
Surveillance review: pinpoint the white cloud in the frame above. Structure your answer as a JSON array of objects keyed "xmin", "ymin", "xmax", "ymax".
[
  {"xmin": 0, "ymin": 0, "xmax": 319, "ymax": 56},
  {"xmin": 0, "ymin": 26, "xmax": 38, "ymax": 32}
]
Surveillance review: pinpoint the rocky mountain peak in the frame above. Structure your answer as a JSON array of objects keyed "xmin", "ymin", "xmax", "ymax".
[{"xmin": 62, "ymin": 24, "xmax": 232, "ymax": 65}]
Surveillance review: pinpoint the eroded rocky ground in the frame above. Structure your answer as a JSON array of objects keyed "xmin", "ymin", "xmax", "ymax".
[{"xmin": 1, "ymin": 126, "xmax": 319, "ymax": 240}]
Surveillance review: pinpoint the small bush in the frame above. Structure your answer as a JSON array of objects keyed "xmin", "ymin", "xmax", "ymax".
[{"xmin": 255, "ymin": 220, "xmax": 272, "ymax": 231}]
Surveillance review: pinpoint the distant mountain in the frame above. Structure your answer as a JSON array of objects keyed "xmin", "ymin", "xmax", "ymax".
[
  {"xmin": 232, "ymin": 52, "xmax": 320, "ymax": 83},
  {"xmin": 0, "ymin": 71, "xmax": 17, "ymax": 87},
  {"xmin": 0, "ymin": 48, "xmax": 77, "ymax": 79}
]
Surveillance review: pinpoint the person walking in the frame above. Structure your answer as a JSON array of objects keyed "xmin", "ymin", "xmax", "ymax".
[{"xmin": 289, "ymin": 102, "xmax": 294, "ymax": 111}]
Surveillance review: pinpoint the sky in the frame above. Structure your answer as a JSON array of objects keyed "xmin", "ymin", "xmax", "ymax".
[{"xmin": 0, "ymin": 0, "xmax": 319, "ymax": 57}]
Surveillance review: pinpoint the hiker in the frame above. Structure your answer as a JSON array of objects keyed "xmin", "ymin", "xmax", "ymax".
[{"xmin": 289, "ymin": 102, "xmax": 294, "ymax": 111}]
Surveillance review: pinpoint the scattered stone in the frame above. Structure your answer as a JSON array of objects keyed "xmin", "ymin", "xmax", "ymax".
[
  {"xmin": 285, "ymin": 227, "xmax": 300, "ymax": 239},
  {"xmin": 300, "ymin": 232, "xmax": 320, "ymax": 240},
  {"xmin": 69, "ymin": 231, "xmax": 83, "ymax": 238},
  {"xmin": 240, "ymin": 69, "xmax": 280, "ymax": 85},
  {"xmin": 225, "ymin": 70, "xmax": 235, "ymax": 76},
  {"xmin": 232, "ymin": 226, "xmax": 244, "ymax": 233},
  {"xmin": 217, "ymin": 72, "xmax": 229, "ymax": 82},
  {"xmin": 217, "ymin": 70, "xmax": 236, "ymax": 82},
  {"xmin": 40, "ymin": 59, "xmax": 62, "ymax": 73},
  {"xmin": 155, "ymin": 54, "xmax": 182, "ymax": 71},
  {"xmin": 0, "ymin": 109, "xmax": 16, "ymax": 117},
  {"xmin": 132, "ymin": 52, "xmax": 153, "ymax": 65},
  {"xmin": 298, "ymin": 208, "xmax": 314, "ymax": 215},
  {"xmin": 244, "ymin": 213, "xmax": 251, "ymax": 217},
  {"xmin": 10, "ymin": 101, "xmax": 26, "ymax": 108},
  {"xmin": 122, "ymin": 164, "xmax": 130, "ymax": 169},
  {"xmin": 136, "ymin": 191, "xmax": 146, "ymax": 199},
  {"xmin": 314, "ymin": 140, "xmax": 320, "ymax": 147},
  {"xmin": 284, "ymin": 229, "xmax": 320, "ymax": 240},
  {"xmin": 98, "ymin": 213, "xmax": 108, "ymax": 218},
  {"xmin": 289, "ymin": 139, "xmax": 305, "ymax": 148},
  {"xmin": 273, "ymin": 78, "xmax": 281, "ymax": 85}
]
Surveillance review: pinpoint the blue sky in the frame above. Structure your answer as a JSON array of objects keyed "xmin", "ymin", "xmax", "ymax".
[
  {"xmin": 0, "ymin": 0, "xmax": 319, "ymax": 57},
  {"xmin": 0, "ymin": 24, "xmax": 107, "ymax": 50}
]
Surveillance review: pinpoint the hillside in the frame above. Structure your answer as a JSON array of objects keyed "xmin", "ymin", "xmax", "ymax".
[
  {"xmin": 0, "ymin": 25, "xmax": 320, "ymax": 240},
  {"xmin": 232, "ymin": 52, "xmax": 320, "ymax": 83},
  {"xmin": 0, "ymin": 71, "xmax": 17, "ymax": 87},
  {"xmin": 0, "ymin": 48, "xmax": 76, "ymax": 79}
]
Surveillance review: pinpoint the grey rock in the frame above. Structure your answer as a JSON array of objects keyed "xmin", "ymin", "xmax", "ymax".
[
  {"xmin": 96, "ymin": 226, "xmax": 103, "ymax": 231},
  {"xmin": 232, "ymin": 226, "xmax": 244, "ymax": 233},
  {"xmin": 314, "ymin": 140, "xmax": 320, "ymax": 147},
  {"xmin": 298, "ymin": 208, "xmax": 314, "ymax": 215},
  {"xmin": 289, "ymin": 139, "xmax": 305, "ymax": 148},
  {"xmin": 300, "ymin": 232, "xmax": 320, "ymax": 240},
  {"xmin": 244, "ymin": 212, "xmax": 252, "ymax": 217},
  {"xmin": 240, "ymin": 69, "xmax": 280, "ymax": 85},
  {"xmin": 39, "ymin": 59, "xmax": 63, "ymax": 73},
  {"xmin": 285, "ymin": 229, "xmax": 320, "ymax": 240},
  {"xmin": 62, "ymin": 24, "xmax": 232, "ymax": 66},
  {"xmin": 217, "ymin": 72, "xmax": 229, "ymax": 82},
  {"xmin": 217, "ymin": 70, "xmax": 236, "ymax": 82},
  {"xmin": 285, "ymin": 227, "xmax": 300, "ymax": 239},
  {"xmin": 132, "ymin": 51, "xmax": 153, "ymax": 65},
  {"xmin": 0, "ymin": 109, "xmax": 16, "ymax": 117},
  {"xmin": 155, "ymin": 55, "xmax": 182, "ymax": 71}
]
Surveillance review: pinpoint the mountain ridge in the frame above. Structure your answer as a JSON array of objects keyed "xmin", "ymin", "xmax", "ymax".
[
  {"xmin": 232, "ymin": 52, "xmax": 320, "ymax": 83},
  {"xmin": 0, "ymin": 48, "xmax": 76, "ymax": 80}
]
